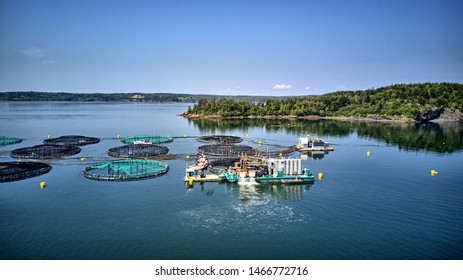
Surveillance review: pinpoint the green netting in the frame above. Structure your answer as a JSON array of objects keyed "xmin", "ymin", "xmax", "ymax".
[
  {"xmin": 121, "ymin": 135, "xmax": 173, "ymax": 145},
  {"xmin": 82, "ymin": 159, "xmax": 169, "ymax": 181},
  {"xmin": 0, "ymin": 136, "xmax": 22, "ymax": 147}
]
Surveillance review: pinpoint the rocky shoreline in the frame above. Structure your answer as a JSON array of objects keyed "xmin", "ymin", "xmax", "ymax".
[{"xmin": 182, "ymin": 109, "xmax": 463, "ymax": 123}]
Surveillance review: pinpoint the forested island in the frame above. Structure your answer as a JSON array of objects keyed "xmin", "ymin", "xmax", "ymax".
[{"xmin": 184, "ymin": 83, "xmax": 463, "ymax": 121}]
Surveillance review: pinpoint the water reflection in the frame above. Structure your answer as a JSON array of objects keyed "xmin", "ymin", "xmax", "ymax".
[
  {"xmin": 227, "ymin": 183, "xmax": 311, "ymax": 202},
  {"xmin": 356, "ymin": 121, "xmax": 463, "ymax": 153},
  {"xmin": 186, "ymin": 182, "xmax": 215, "ymax": 196},
  {"xmin": 189, "ymin": 118, "xmax": 463, "ymax": 154},
  {"xmin": 300, "ymin": 151, "xmax": 330, "ymax": 160},
  {"xmin": 189, "ymin": 118, "xmax": 353, "ymax": 137},
  {"xmin": 186, "ymin": 181, "xmax": 312, "ymax": 202}
]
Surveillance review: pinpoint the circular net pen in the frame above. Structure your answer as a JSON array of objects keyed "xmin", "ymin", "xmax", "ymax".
[
  {"xmin": 1, "ymin": 161, "xmax": 52, "ymax": 183},
  {"xmin": 43, "ymin": 135, "xmax": 100, "ymax": 146},
  {"xmin": 108, "ymin": 144, "xmax": 169, "ymax": 158},
  {"xmin": 83, "ymin": 159, "xmax": 169, "ymax": 181},
  {"xmin": 197, "ymin": 135, "xmax": 242, "ymax": 144},
  {"xmin": 0, "ymin": 136, "xmax": 22, "ymax": 147},
  {"xmin": 121, "ymin": 135, "xmax": 173, "ymax": 145},
  {"xmin": 11, "ymin": 145, "xmax": 81, "ymax": 159},
  {"xmin": 198, "ymin": 144, "xmax": 256, "ymax": 157}
]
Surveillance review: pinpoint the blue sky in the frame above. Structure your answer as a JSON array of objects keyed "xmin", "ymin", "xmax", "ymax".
[{"xmin": 1, "ymin": 0, "xmax": 462, "ymax": 95}]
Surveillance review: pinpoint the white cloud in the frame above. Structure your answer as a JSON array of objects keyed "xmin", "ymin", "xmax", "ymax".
[
  {"xmin": 225, "ymin": 86, "xmax": 240, "ymax": 92},
  {"xmin": 41, "ymin": 60, "xmax": 57, "ymax": 65},
  {"xmin": 305, "ymin": 86, "xmax": 311, "ymax": 91},
  {"xmin": 17, "ymin": 47, "xmax": 58, "ymax": 65},
  {"xmin": 18, "ymin": 47, "xmax": 46, "ymax": 58},
  {"xmin": 273, "ymin": 83, "xmax": 293, "ymax": 90}
]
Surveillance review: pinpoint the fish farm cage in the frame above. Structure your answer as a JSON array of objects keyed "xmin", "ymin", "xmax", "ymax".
[
  {"xmin": 197, "ymin": 135, "xmax": 243, "ymax": 144},
  {"xmin": 121, "ymin": 135, "xmax": 173, "ymax": 145},
  {"xmin": 208, "ymin": 156, "xmax": 240, "ymax": 166},
  {"xmin": 82, "ymin": 159, "xmax": 169, "ymax": 181},
  {"xmin": 0, "ymin": 136, "xmax": 22, "ymax": 147},
  {"xmin": 0, "ymin": 161, "xmax": 52, "ymax": 183},
  {"xmin": 10, "ymin": 144, "xmax": 81, "ymax": 159},
  {"xmin": 43, "ymin": 135, "xmax": 100, "ymax": 146},
  {"xmin": 107, "ymin": 144, "xmax": 169, "ymax": 158},
  {"xmin": 198, "ymin": 144, "xmax": 256, "ymax": 157}
]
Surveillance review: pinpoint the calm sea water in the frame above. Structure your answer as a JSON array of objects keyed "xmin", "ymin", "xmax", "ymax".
[{"xmin": 0, "ymin": 102, "xmax": 462, "ymax": 260}]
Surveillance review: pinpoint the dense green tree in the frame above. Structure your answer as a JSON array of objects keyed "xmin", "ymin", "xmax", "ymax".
[{"xmin": 188, "ymin": 83, "xmax": 463, "ymax": 120}]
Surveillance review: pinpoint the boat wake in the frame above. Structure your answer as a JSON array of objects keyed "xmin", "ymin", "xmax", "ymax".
[{"xmin": 178, "ymin": 194, "xmax": 309, "ymax": 236}]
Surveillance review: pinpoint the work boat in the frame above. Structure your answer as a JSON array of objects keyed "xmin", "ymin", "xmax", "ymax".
[
  {"xmin": 297, "ymin": 137, "xmax": 334, "ymax": 152},
  {"xmin": 220, "ymin": 155, "xmax": 315, "ymax": 184},
  {"xmin": 184, "ymin": 155, "xmax": 220, "ymax": 182}
]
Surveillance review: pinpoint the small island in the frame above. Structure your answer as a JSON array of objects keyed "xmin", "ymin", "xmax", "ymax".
[{"xmin": 183, "ymin": 83, "xmax": 463, "ymax": 122}]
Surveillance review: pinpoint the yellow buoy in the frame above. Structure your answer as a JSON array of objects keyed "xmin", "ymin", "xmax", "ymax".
[
  {"xmin": 318, "ymin": 173, "xmax": 323, "ymax": 180},
  {"xmin": 246, "ymin": 133, "xmax": 249, "ymax": 137},
  {"xmin": 186, "ymin": 155, "xmax": 190, "ymax": 159},
  {"xmin": 279, "ymin": 153, "xmax": 283, "ymax": 158},
  {"xmin": 40, "ymin": 182, "xmax": 46, "ymax": 189},
  {"xmin": 184, "ymin": 134, "xmax": 187, "ymax": 138},
  {"xmin": 117, "ymin": 134, "xmax": 121, "ymax": 139},
  {"xmin": 431, "ymin": 170, "xmax": 438, "ymax": 176},
  {"xmin": 80, "ymin": 157, "xmax": 85, "ymax": 161},
  {"xmin": 188, "ymin": 178, "xmax": 194, "ymax": 185},
  {"xmin": 47, "ymin": 135, "xmax": 51, "ymax": 139},
  {"xmin": 258, "ymin": 140, "xmax": 262, "ymax": 146},
  {"xmin": 366, "ymin": 151, "xmax": 371, "ymax": 156}
]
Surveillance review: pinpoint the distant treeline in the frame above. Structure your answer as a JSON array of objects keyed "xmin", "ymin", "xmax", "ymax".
[
  {"xmin": 187, "ymin": 83, "xmax": 463, "ymax": 120},
  {"xmin": 0, "ymin": 91, "xmax": 282, "ymax": 103},
  {"xmin": 0, "ymin": 92, "xmax": 195, "ymax": 102}
]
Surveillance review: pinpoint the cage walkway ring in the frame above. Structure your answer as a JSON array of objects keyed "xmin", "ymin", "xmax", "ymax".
[
  {"xmin": 197, "ymin": 135, "xmax": 242, "ymax": 144},
  {"xmin": 121, "ymin": 135, "xmax": 173, "ymax": 145},
  {"xmin": 83, "ymin": 159, "xmax": 169, "ymax": 181},
  {"xmin": 43, "ymin": 135, "xmax": 100, "ymax": 146},
  {"xmin": 0, "ymin": 161, "xmax": 52, "ymax": 183},
  {"xmin": 11, "ymin": 145, "xmax": 81, "ymax": 159},
  {"xmin": 0, "ymin": 136, "xmax": 22, "ymax": 147},
  {"xmin": 108, "ymin": 144, "xmax": 169, "ymax": 158}
]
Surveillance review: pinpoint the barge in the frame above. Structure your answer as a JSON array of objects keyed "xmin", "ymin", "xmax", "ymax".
[
  {"xmin": 220, "ymin": 155, "xmax": 314, "ymax": 184},
  {"xmin": 297, "ymin": 137, "xmax": 334, "ymax": 152}
]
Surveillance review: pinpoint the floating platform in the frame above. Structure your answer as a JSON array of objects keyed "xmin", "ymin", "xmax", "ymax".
[
  {"xmin": 298, "ymin": 146, "xmax": 334, "ymax": 152},
  {"xmin": 184, "ymin": 174, "xmax": 222, "ymax": 182},
  {"xmin": 297, "ymin": 137, "xmax": 334, "ymax": 152},
  {"xmin": 220, "ymin": 156, "xmax": 315, "ymax": 184},
  {"xmin": 224, "ymin": 174, "xmax": 315, "ymax": 184}
]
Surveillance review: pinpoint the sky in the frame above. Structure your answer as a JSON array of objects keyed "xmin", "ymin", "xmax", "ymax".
[{"xmin": 1, "ymin": 0, "xmax": 462, "ymax": 95}]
